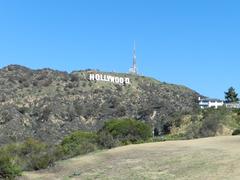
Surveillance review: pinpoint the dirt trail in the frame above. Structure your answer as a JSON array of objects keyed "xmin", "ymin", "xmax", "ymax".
[{"xmin": 20, "ymin": 136, "xmax": 240, "ymax": 180}]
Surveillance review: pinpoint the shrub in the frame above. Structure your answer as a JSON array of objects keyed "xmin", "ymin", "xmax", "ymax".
[
  {"xmin": 162, "ymin": 122, "xmax": 172, "ymax": 134},
  {"xmin": 98, "ymin": 119, "xmax": 152, "ymax": 146},
  {"xmin": 70, "ymin": 74, "xmax": 79, "ymax": 82},
  {"xmin": 0, "ymin": 137, "xmax": 72, "ymax": 178},
  {"xmin": 17, "ymin": 107, "xmax": 28, "ymax": 114},
  {"xmin": 185, "ymin": 121, "xmax": 201, "ymax": 139},
  {"xmin": 27, "ymin": 153, "xmax": 53, "ymax": 170},
  {"xmin": 184, "ymin": 107, "xmax": 234, "ymax": 138},
  {"xmin": 18, "ymin": 138, "xmax": 54, "ymax": 170},
  {"xmin": 97, "ymin": 131, "xmax": 116, "ymax": 149},
  {"xmin": 60, "ymin": 131, "xmax": 98, "ymax": 158},
  {"xmin": 232, "ymin": 129, "xmax": 240, "ymax": 136},
  {"xmin": 153, "ymin": 128, "xmax": 159, "ymax": 136},
  {"xmin": 199, "ymin": 109, "xmax": 227, "ymax": 137},
  {"xmin": 0, "ymin": 139, "xmax": 54, "ymax": 171},
  {"xmin": 41, "ymin": 79, "xmax": 52, "ymax": 87},
  {"xmin": 32, "ymin": 80, "xmax": 38, "ymax": 86},
  {"xmin": 0, "ymin": 148, "xmax": 22, "ymax": 179}
]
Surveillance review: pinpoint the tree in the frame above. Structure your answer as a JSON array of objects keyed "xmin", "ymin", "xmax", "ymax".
[{"xmin": 225, "ymin": 87, "xmax": 239, "ymax": 103}]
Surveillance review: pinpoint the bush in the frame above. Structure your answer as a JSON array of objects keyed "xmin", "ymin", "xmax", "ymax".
[
  {"xmin": 153, "ymin": 128, "xmax": 159, "ymax": 136},
  {"xmin": 60, "ymin": 131, "xmax": 98, "ymax": 158},
  {"xmin": 0, "ymin": 148, "xmax": 22, "ymax": 179},
  {"xmin": 199, "ymin": 108, "xmax": 228, "ymax": 137},
  {"xmin": 3, "ymin": 139, "xmax": 54, "ymax": 171},
  {"xmin": 97, "ymin": 131, "xmax": 117, "ymax": 149},
  {"xmin": 98, "ymin": 119, "xmax": 152, "ymax": 147},
  {"xmin": 18, "ymin": 138, "xmax": 54, "ymax": 170},
  {"xmin": 232, "ymin": 129, "xmax": 240, "ymax": 136},
  {"xmin": 0, "ymin": 119, "xmax": 152, "ymax": 175},
  {"xmin": 183, "ymin": 107, "xmax": 235, "ymax": 138},
  {"xmin": 185, "ymin": 121, "xmax": 201, "ymax": 139},
  {"xmin": 70, "ymin": 74, "xmax": 79, "ymax": 82}
]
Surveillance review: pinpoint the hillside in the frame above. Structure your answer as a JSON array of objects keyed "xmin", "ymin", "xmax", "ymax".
[
  {"xmin": 0, "ymin": 65, "xmax": 200, "ymax": 145},
  {"xmin": 21, "ymin": 136, "xmax": 240, "ymax": 180}
]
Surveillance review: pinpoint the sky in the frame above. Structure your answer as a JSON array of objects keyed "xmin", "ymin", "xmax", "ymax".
[{"xmin": 0, "ymin": 0, "xmax": 240, "ymax": 99}]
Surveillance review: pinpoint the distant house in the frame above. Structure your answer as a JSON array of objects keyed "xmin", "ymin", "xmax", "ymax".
[
  {"xmin": 225, "ymin": 102, "xmax": 240, "ymax": 109},
  {"xmin": 198, "ymin": 97, "xmax": 224, "ymax": 109}
]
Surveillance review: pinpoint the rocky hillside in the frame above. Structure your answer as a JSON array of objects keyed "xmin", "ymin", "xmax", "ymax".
[{"xmin": 0, "ymin": 65, "xmax": 200, "ymax": 145}]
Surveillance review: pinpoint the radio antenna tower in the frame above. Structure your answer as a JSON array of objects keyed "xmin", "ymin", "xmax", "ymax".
[{"xmin": 129, "ymin": 41, "xmax": 138, "ymax": 74}]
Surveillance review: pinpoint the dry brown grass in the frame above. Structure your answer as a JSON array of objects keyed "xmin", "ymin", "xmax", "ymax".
[{"xmin": 20, "ymin": 136, "xmax": 240, "ymax": 180}]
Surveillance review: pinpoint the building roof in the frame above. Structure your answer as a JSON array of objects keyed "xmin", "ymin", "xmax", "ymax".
[{"xmin": 200, "ymin": 98, "xmax": 223, "ymax": 102}]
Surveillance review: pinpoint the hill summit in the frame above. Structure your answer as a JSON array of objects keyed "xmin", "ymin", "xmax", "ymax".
[{"xmin": 0, "ymin": 65, "xmax": 200, "ymax": 145}]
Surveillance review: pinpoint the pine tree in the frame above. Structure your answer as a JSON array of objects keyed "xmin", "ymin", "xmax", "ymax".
[{"xmin": 225, "ymin": 87, "xmax": 239, "ymax": 103}]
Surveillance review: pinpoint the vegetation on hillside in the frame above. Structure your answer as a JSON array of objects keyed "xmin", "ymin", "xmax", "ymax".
[
  {"xmin": 0, "ymin": 65, "xmax": 199, "ymax": 146},
  {"xmin": 1, "ymin": 107, "xmax": 240, "ymax": 179},
  {"xmin": 2, "ymin": 65, "xmax": 240, "ymax": 179},
  {"xmin": 98, "ymin": 119, "xmax": 152, "ymax": 148},
  {"xmin": 164, "ymin": 107, "xmax": 240, "ymax": 139},
  {"xmin": 0, "ymin": 138, "xmax": 55, "ymax": 179},
  {"xmin": 60, "ymin": 131, "xmax": 98, "ymax": 159},
  {"xmin": 0, "ymin": 119, "xmax": 152, "ymax": 179}
]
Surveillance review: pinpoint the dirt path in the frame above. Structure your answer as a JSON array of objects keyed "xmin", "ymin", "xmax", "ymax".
[{"xmin": 20, "ymin": 136, "xmax": 240, "ymax": 180}]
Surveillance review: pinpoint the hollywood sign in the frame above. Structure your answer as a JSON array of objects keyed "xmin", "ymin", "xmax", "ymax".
[{"xmin": 89, "ymin": 74, "xmax": 130, "ymax": 84}]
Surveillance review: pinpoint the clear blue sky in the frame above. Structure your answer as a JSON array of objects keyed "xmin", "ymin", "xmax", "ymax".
[{"xmin": 0, "ymin": 0, "xmax": 240, "ymax": 99}]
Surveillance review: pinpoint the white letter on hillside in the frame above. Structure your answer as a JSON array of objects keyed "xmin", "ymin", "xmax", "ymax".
[
  {"xmin": 89, "ymin": 74, "xmax": 95, "ymax": 81},
  {"xmin": 95, "ymin": 74, "xmax": 100, "ymax": 81},
  {"xmin": 115, "ymin": 77, "xmax": 120, "ymax": 83},
  {"xmin": 110, "ymin": 76, "xmax": 115, "ymax": 82},
  {"xmin": 125, "ymin": 78, "xmax": 130, "ymax": 84},
  {"xmin": 106, "ymin": 75, "xmax": 111, "ymax": 82},
  {"xmin": 119, "ymin": 77, "xmax": 124, "ymax": 84}
]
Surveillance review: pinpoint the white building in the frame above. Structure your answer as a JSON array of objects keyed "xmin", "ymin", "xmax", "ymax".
[
  {"xmin": 198, "ymin": 97, "xmax": 224, "ymax": 109},
  {"xmin": 225, "ymin": 102, "xmax": 240, "ymax": 109}
]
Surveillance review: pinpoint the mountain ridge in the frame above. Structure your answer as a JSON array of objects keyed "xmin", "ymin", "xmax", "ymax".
[{"xmin": 0, "ymin": 64, "xmax": 201, "ymax": 145}]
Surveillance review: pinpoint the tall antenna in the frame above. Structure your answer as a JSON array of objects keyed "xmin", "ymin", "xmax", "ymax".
[{"xmin": 129, "ymin": 41, "xmax": 138, "ymax": 74}]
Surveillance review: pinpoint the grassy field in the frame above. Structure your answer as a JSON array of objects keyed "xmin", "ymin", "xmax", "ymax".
[{"xmin": 20, "ymin": 136, "xmax": 240, "ymax": 180}]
